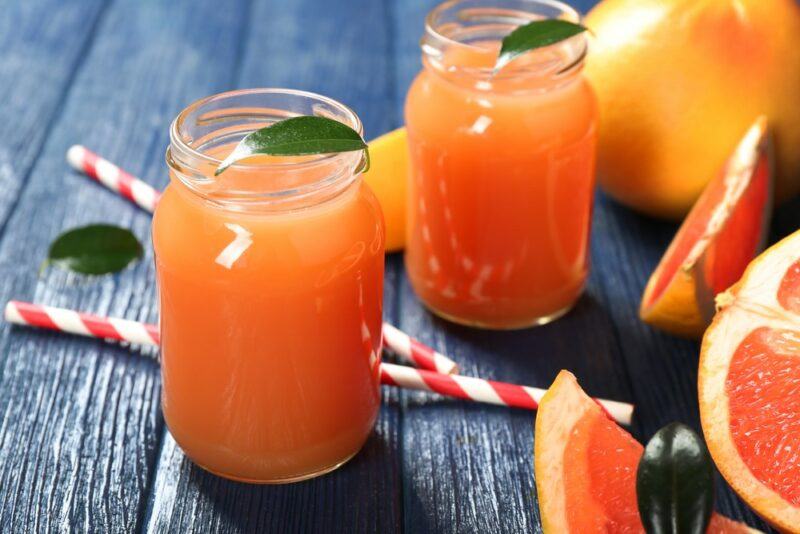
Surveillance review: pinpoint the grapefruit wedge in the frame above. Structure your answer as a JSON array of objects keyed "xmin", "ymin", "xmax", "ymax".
[
  {"xmin": 640, "ymin": 117, "xmax": 772, "ymax": 338},
  {"xmin": 535, "ymin": 371, "xmax": 758, "ymax": 533},
  {"xmin": 700, "ymin": 229, "xmax": 800, "ymax": 532}
]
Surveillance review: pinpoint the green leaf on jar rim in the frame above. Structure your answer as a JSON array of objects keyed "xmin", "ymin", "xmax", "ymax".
[
  {"xmin": 215, "ymin": 115, "xmax": 368, "ymax": 176},
  {"xmin": 46, "ymin": 224, "xmax": 143, "ymax": 275},
  {"xmin": 495, "ymin": 19, "xmax": 588, "ymax": 74},
  {"xmin": 636, "ymin": 422, "xmax": 714, "ymax": 534}
]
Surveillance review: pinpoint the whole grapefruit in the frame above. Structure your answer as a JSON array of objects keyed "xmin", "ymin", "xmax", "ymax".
[{"xmin": 585, "ymin": 0, "xmax": 800, "ymax": 219}]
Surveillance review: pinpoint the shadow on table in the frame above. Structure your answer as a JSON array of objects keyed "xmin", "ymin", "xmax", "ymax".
[
  {"xmin": 175, "ymin": 424, "xmax": 402, "ymax": 533},
  {"xmin": 421, "ymin": 291, "xmax": 635, "ymax": 404},
  {"xmin": 772, "ymin": 195, "xmax": 800, "ymax": 241}
]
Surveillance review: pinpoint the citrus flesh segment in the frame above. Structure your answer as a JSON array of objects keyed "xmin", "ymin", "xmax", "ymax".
[
  {"xmin": 700, "ymin": 230, "xmax": 800, "ymax": 532},
  {"xmin": 640, "ymin": 117, "xmax": 771, "ymax": 338},
  {"xmin": 364, "ymin": 127, "xmax": 408, "ymax": 252},
  {"xmin": 562, "ymin": 403, "xmax": 642, "ymax": 532},
  {"xmin": 727, "ymin": 326, "xmax": 800, "ymax": 507},
  {"xmin": 535, "ymin": 371, "xmax": 756, "ymax": 533}
]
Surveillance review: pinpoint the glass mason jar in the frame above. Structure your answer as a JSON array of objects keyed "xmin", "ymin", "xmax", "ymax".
[
  {"xmin": 404, "ymin": 0, "xmax": 597, "ymax": 329},
  {"xmin": 153, "ymin": 89, "xmax": 385, "ymax": 483}
]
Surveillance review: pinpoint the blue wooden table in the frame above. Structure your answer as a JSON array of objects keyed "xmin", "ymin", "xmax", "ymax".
[{"xmin": 0, "ymin": 0, "xmax": 796, "ymax": 531}]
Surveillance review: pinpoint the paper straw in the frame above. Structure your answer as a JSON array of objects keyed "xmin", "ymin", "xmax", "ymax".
[
  {"xmin": 3, "ymin": 301, "xmax": 449, "ymax": 373},
  {"xmin": 4, "ymin": 300, "xmax": 633, "ymax": 425},
  {"xmin": 66, "ymin": 145, "xmax": 160, "ymax": 213},
  {"xmin": 382, "ymin": 322, "xmax": 458, "ymax": 374},
  {"xmin": 6, "ymin": 300, "xmax": 160, "ymax": 346},
  {"xmin": 380, "ymin": 362, "xmax": 632, "ymax": 425}
]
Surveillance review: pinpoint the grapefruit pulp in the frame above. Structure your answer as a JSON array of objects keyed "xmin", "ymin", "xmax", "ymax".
[{"xmin": 535, "ymin": 371, "xmax": 757, "ymax": 533}]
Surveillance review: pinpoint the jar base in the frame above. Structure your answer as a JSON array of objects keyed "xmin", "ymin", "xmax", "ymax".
[
  {"xmin": 422, "ymin": 298, "xmax": 578, "ymax": 331},
  {"xmin": 188, "ymin": 450, "xmax": 359, "ymax": 485}
]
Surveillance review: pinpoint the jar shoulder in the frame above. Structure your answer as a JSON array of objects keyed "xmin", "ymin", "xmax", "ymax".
[
  {"xmin": 406, "ymin": 70, "xmax": 596, "ymax": 118},
  {"xmin": 404, "ymin": 70, "xmax": 597, "ymax": 145}
]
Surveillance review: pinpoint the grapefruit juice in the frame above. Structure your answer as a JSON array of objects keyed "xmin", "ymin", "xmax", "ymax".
[
  {"xmin": 153, "ymin": 89, "xmax": 385, "ymax": 483},
  {"xmin": 405, "ymin": 0, "xmax": 598, "ymax": 329}
]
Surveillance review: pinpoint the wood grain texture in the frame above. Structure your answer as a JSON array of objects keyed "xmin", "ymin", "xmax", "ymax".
[
  {"xmin": 0, "ymin": 0, "xmax": 248, "ymax": 530},
  {"xmin": 0, "ymin": 0, "xmax": 107, "ymax": 243},
  {"xmin": 0, "ymin": 0, "xmax": 794, "ymax": 532},
  {"xmin": 142, "ymin": 0, "xmax": 405, "ymax": 532}
]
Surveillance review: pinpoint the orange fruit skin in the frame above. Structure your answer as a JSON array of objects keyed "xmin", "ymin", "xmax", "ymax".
[
  {"xmin": 365, "ymin": 128, "xmax": 408, "ymax": 252},
  {"xmin": 535, "ymin": 371, "xmax": 758, "ymax": 533},
  {"xmin": 699, "ymin": 230, "xmax": 800, "ymax": 532},
  {"xmin": 585, "ymin": 0, "xmax": 800, "ymax": 219},
  {"xmin": 640, "ymin": 267, "xmax": 707, "ymax": 338}
]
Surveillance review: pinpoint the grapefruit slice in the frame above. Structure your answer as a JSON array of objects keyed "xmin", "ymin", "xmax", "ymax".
[
  {"xmin": 700, "ymin": 229, "xmax": 800, "ymax": 532},
  {"xmin": 535, "ymin": 371, "xmax": 758, "ymax": 533},
  {"xmin": 640, "ymin": 117, "xmax": 772, "ymax": 338}
]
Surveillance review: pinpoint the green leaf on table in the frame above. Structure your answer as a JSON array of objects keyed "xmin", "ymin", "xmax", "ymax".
[
  {"xmin": 636, "ymin": 422, "xmax": 714, "ymax": 534},
  {"xmin": 46, "ymin": 224, "xmax": 143, "ymax": 275},
  {"xmin": 495, "ymin": 19, "xmax": 588, "ymax": 74},
  {"xmin": 215, "ymin": 115, "xmax": 368, "ymax": 176}
]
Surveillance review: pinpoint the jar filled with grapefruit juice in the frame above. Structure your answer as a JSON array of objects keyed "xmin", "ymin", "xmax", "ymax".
[
  {"xmin": 153, "ymin": 89, "xmax": 385, "ymax": 483},
  {"xmin": 405, "ymin": 0, "xmax": 597, "ymax": 329}
]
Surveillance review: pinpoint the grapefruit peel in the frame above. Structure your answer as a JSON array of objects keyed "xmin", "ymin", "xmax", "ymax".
[{"xmin": 640, "ymin": 117, "xmax": 772, "ymax": 338}]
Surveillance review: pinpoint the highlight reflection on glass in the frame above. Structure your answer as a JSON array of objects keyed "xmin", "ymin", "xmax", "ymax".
[{"xmin": 215, "ymin": 223, "xmax": 253, "ymax": 269}]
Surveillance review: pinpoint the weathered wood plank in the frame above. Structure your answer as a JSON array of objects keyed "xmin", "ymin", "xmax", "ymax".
[
  {"xmin": 142, "ymin": 0, "xmax": 404, "ymax": 532},
  {"xmin": 0, "ymin": 0, "xmax": 250, "ymax": 531},
  {"xmin": 0, "ymin": 0, "xmax": 107, "ymax": 237}
]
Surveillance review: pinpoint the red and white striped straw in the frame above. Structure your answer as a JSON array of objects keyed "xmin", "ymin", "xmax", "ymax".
[
  {"xmin": 5, "ymin": 300, "xmax": 160, "ymax": 346},
  {"xmin": 3, "ymin": 300, "xmax": 453, "ymax": 374},
  {"xmin": 66, "ymin": 145, "xmax": 160, "ymax": 213},
  {"xmin": 380, "ymin": 363, "xmax": 632, "ymax": 425},
  {"xmin": 382, "ymin": 322, "xmax": 458, "ymax": 374},
  {"xmin": 4, "ymin": 300, "xmax": 633, "ymax": 425}
]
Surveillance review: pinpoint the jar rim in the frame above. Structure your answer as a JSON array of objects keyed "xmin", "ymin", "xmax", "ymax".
[
  {"xmin": 167, "ymin": 88, "xmax": 367, "ymax": 210},
  {"xmin": 422, "ymin": 0, "xmax": 586, "ymax": 80},
  {"xmin": 169, "ymin": 87, "xmax": 364, "ymax": 172}
]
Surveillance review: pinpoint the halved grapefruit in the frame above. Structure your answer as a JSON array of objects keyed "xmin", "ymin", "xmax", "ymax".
[
  {"xmin": 700, "ymin": 229, "xmax": 800, "ymax": 532},
  {"xmin": 640, "ymin": 117, "xmax": 772, "ymax": 338},
  {"xmin": 535, "ymin": 371, "xmax": 758, "ymax": 533}
]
